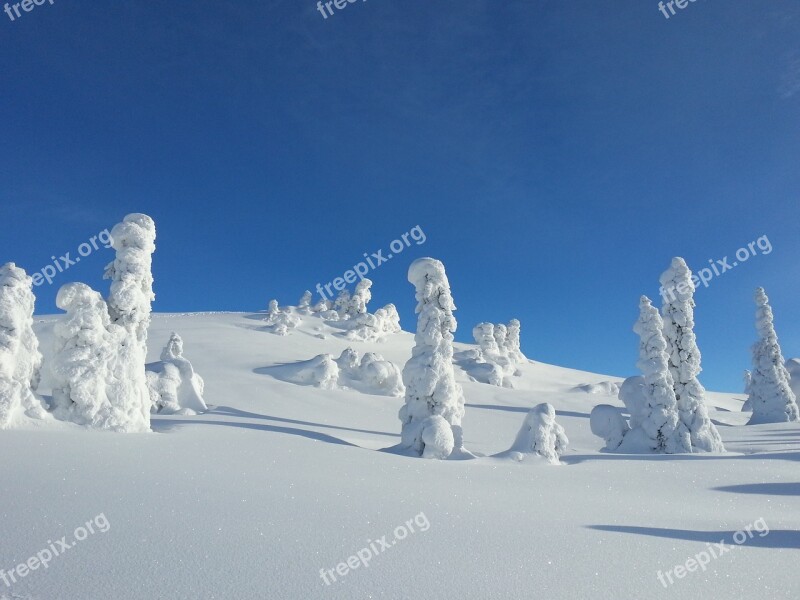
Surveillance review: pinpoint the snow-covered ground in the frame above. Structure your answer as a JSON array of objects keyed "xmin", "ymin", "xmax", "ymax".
[{"xmin": 1, "ymin": 311, "xmax": 798, "ymax": 599}]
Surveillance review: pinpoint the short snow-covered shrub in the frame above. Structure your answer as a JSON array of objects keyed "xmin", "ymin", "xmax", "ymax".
[
  {"xmin": 506, "ymin": 403, "xmax": 568, "ymax": 464},
  {"xmin": 147, "ymin": 332, "xmax": 207, "ymax": 415}
]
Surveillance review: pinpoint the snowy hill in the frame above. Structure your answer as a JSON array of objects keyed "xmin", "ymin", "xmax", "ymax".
[{"xmin": 1, "ymin": 310, "xmax": 798, "ymax": 599}]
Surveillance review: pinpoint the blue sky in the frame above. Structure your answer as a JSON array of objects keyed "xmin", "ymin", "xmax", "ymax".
[{"xmin": 1, "ymin": 0, "xmax": 798, "ymax": 391}]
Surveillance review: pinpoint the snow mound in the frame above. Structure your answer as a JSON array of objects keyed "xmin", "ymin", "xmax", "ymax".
[
  {"xmin": 503, "ymin": 402, "xmax": 568, "ymax": 464},
  {"xmin": 573, "ymin": 381, "xmax": 620, "ymax": 395},
  {"xmin": 590, "ymin": 404, "xmax": 630, "ymax": 451},
  {"xmin": 264, "ymin": 300, "xmax": 300, "ymax": 336},
  {"xmin": 266, "ymin": 348, "xmax": 404, "ymax": 397},
  {"xmin": 146, "ymin": 332, "xmax": 207, "ymax": 415}
]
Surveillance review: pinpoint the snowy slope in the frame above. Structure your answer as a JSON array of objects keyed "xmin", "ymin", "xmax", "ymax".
[{"xmin": 1, "ymin": 311, "xmax": 798, "ymax": 600}]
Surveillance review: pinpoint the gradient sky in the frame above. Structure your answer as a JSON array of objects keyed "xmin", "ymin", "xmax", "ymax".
[{"xmin": 2, "ymin": 0, "xmax": 799, "ymax": 391}]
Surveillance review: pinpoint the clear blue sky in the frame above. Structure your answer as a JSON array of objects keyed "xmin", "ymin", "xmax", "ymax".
[{"xmin": 2, "ymin": 1, "xmax": 798, "ymax": 391}]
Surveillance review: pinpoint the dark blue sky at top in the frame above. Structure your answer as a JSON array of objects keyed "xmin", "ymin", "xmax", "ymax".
[{"xmin": 1, "ymin": 0, "xmax": 798, "ymax": 391}]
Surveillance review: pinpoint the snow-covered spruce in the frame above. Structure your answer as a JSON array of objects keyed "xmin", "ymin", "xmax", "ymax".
[
  {"xmin": 298, "ymin": 290, "xmax": 313, "ymax": 314},
  {"xmin": 659, "ymin": 258, "xmax": 724, "ymax": 452},
  {"xmin": 101, "ymin": 213, "xmax": 156, "ymax": 429},
  {"xmin": 343, "ymin": 303, "xmax": 402, "ymax": 342},
  {"xmin": 506, "ymin": 403, "xmax": 568, "ymax": 464},
  {"xmin": 741, "ymin": 370, "xmax": 753, "ymax": 412},
  {"xmin": 746, "ymin": 288, "xmax": 799, "ymax": 424},
  {"xmin": 396, "ymin": 258, "xmax": 471, "ymax": 459},
  {"xmin": 786, "ymin": 359, "xmax": 800, "ymax": 405},
  {"xmin": 50, "ymin": 283, "xmax": 150, "ymax": 432},
  {"xmin": 0, "ymin": 263, "xmax": 48, "ymax": 428},
  {"xmin": 461, "ymin": 319, "xmax": 525, "ymax": 387},
  {"xmin": 264, "ymin": 300, "xmax": 300, "ymax": 336},
  {"xmin": 146, "ymin": 332, "xmax": 207, "ymax": 415}
]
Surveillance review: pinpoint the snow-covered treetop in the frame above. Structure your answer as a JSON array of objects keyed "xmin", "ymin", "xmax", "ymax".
[
  {"xmin": 161, "ymin": 332, "xmax": 184, "ymax": 361},
  {"xmin": 408, "ymin": 257, "xmax": 456, "ymax": 315},
  {"xmin": 659, "ymin": 256, "xmax": 695, "ymax": 304}
]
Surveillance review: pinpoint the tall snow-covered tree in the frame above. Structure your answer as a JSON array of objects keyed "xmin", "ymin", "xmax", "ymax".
[
  {"xmin": 630, "ymin": 296, "xmax": 691, "ymax": 453},
  {"xmin": 747, "ymin": 288, "xmax": 799, "ymax": 424},
  {"xmin": 659, "ymin": 257, "xmax": 724, "ymax": 452},
  {"xmin": 398, "ymin": 258, "xmax": 470, "ymax": 459},
  {"xmin": 102, "ymin": 213, "xmax": 156, "ymax": 430},
  {"xmin": 51, "ymin": 283, "xmax": 150, "ymax": 432},
  {"xmin": 741, "ymin": 370, "xmax": 753, "ymax": 412},
  {"xmin": 0, "ymin": 263, "xmax": 47, "ymax": 428},
  {"xmin": 104, "ymin": 213, "xmax": 156, "ymax": 352},
  {"xmin": 506, "ymin": 319, "xmax": 525, "ymax": 361}
]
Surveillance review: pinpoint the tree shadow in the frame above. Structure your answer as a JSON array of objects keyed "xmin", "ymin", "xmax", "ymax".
[
  {"xmin": 562, "ymin": 451, "xmax": 800, "ymax": 465},
  {"xmin": 465, "ymin": 403, "xmax": 590, "ymax": 419},
  {"xmin": 587, "ymin": 525, "xmax": 800, "ymax": 549},
  {"xmin": 210, "ymin": 405, "xmax": 398, "ymax": 438},
  {"xmin": 713, "ymin": 482, "xmax": 800, "ymax": 496},
  {"xmin": 152, "ymin": 416, "xmax": 357, "ymax": 446}
]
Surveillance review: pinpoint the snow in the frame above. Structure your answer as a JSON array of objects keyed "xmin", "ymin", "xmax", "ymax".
[{"xmin": 1, "ymin": 308, "xmax": 799, "ymax": 598}]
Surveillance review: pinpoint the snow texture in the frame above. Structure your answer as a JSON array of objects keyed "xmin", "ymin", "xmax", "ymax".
[
  {"xmin": 746, "ymin": 288, "xmax": 799, "ymax": 424},
  {"xmin": 0, "ymin": 263, "xmax": 47, "ymax": 428},
  {"xmin": 659, "ymin": 257, "xmax": 724, "ymax": 452},
  {"xmin": 146, "ymin": 332, "xmax": 208, "ymax": 415}
]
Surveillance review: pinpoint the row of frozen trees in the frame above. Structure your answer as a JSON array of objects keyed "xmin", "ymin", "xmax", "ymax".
[
  {"xmin": 591, "ymin": 257, "xmax": 798, "ymax": 454},
  {"xmin": 0, "ymin": 213, "xmax": 204, "ymax": 433}
]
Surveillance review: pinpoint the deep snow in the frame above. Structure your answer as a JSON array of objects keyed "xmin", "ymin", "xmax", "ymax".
[{"xmin": 0, "ymin": 310, "xmax": 798, "ymax": 599}]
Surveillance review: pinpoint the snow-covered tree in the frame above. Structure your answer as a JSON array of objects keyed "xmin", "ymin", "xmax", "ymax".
[
  {"xmin": 493, "ymin": 323, "xmax": 508, "ymax": 353},
  {"xmin": 629, "ymin": 296, "xmax": 690, "ymax": 453},
  {"xmin": 266, "ymin": 299, "xmax": 280, "ymax": 320},
  {"xmin": 473, "ymin": 323, "xmax": 499, "ymax": 355},
  {"xmin": 590, "ymin": 404, "xmax": 630, "ymax": 451},
  {"xmin": 146, "ymin": 332, "xmax": 207, "ymax": 415},
  {"xmin": 0, "ymin": 263, "xmax": 47, "ymax": 428},
  {"xmin": 741, "ymin": 370, "xmax": 753, "ymax": 412},
  {"xmin": 746, "ymin": 288, "xmax": 799, "ymax": 424},
  {"xmin": 398, "ymin": 258, "xmax": 470, "ymax": 459},
  {"xmin": 298, "ymin": 290, "xmax": 312, "ymax": 313},
  {"xmin": 659, "ymin": 257, "xmax": 724, "ymax": 452},
  {"xmin": 506, "ymin": 319, "xmax": 525, "ymax": 362},
  {"xmin": 507, "ymin": 403, "xmax": 568, "ymax": 464},
  {"xmin": 51, "ymin": 283, "xmax": 150, "ymax": 432},
  {"xmin": 104, "ymin": 213, "xmax": 156, "ymax": 353}
]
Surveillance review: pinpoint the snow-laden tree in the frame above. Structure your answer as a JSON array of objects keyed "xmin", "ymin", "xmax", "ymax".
[
  {"xmin": 264, "ymin": 299, "xmax": 299, "ymax": 335},
  {"xmin": 507, "ymin": 403, "xmax": 568, "ymax": 464},
  {"xmin": 506, "ymin": 319, "xmax": 525, "ymax": 362},
  {"xmin": 266, "ymin": 299, "xmax": 280, "ymax": 321},
  {"xmin": 298, "ymin": 290, "xmax": 313, "ymax": 313},
  {"xmin": 0, "ymin": 263, "xmax": 47, "ymax": 428},
  {"xmin": 333, "ymin": 289, "xmax": 351, "ymax": 317},
  {"xmin": 493, "ymin": 324, "xmax": 508, "ymax": 353},
  {"xmin": 659, "ymin": 257, "xmax": 724, "ymax": 452},
  {"xmin": 629, "ymin": 296, "xmax": 691, "ymax": 453},
  {"xmin": 51, "ymin": 283, "xmax": 150, "ymax": 432},
  {"xmin": 398, "ymin": 258, "xmax": 470, "ymax": 459},
  {"xmin": 465, "ymin": 320, "xmax": 523, "ymax": 387},
  {"xmin": 104, "ymin": 213, "xmax": 156, "ymax": 352},
  {"xmin": 102, "ymin": 213, "xmax": 156, "ymax": 428},
  {"xmin": 747, "ymin": 288, "xmax": 799, "ymax": 424},
  {"xmin": 349, "ymin": 279, "xmax": 372, "ymax": 316},
  {"xmin": 473, "ymin": 323, "xmax": 500, "ymax": 355},
  {"xmin": 741, "ymin": 370, "xmax": 753, "ymax": 412},
  {"xmin": 146, "ymin": 332, "xmax": 207, "ymax": 415},
  {"xmin": 344, "ymin": 303, "xmax": 401, "ymax": 341}
]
